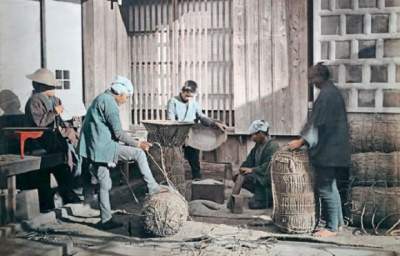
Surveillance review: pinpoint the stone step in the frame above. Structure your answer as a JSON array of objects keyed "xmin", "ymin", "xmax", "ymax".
[{"xmin": 0, "ymin": 238, "xmax": 63, "ymax": 256}]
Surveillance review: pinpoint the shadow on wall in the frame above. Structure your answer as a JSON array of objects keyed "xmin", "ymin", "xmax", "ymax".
[{"xmin": 0, "ymin": 89, "xmax": 23, "ymax": 116}]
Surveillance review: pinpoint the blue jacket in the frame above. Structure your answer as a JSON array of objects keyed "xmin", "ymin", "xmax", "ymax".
[{"xmin": 78, "ymin": 90, "xmax": 138, "ymax": 163}]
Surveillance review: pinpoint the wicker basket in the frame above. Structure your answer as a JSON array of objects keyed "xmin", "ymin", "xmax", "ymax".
[
  {"xmin": 271, "ymin": 149, "xmax": 316, "ymax": 234},
  {"xmin": 351, "ymin": 152, "xmax": 400, "ymax": 187},
  {"xmin": 349, "ymin": 114, "xmax": 400, "ymax": 153},
  {"xmin": 351, "ymin": 186, "xmax": 400, "ymax": 228},
  {"xmin": 142, "ymin": 120, "xmax": 193, "ymax": 147}
]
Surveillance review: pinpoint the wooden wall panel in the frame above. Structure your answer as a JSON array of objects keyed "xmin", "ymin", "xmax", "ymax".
[
  {"xmin": 82, "ymin": 0, "xmax": 131, "ymax": 129},
  {"xmin": 232, "ymin": 0, "xmax": 308, "ymax": 135},
  {"xmin": 127, "ymin": 0, "xmax": 234, "ymax": 127}
]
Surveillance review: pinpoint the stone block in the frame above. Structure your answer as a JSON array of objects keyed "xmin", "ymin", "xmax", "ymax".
[
  {"xmin": 328, "ymin": 65, "xmax": 339, "ymax": 82},
  {"xmin": 384, "ymin": 39, "xmax": 400, "ymax": 57},
  {"xmin": 371, "ymin": 14, "xmax": 389, "ymax": 33},
  {"xmin": 321, "ymin": 41, "xmax": 330, "ymax": 59},
  {"xmin": 228, "ymin": 194, "xmax": 244, "ymax": 214},
  {"xmin": 337, "ymin": 0, "xmax": 352, "ymax": 8},
  {"xmin": 191, "ymin": 180, "xmax": 225, "ymax": 204},
  {"xmin": 0, "ymin": 226, "xmax": 13, "ymax": 239},
  {"xmin": 386, "ymin": 0, "xmax": 400, "ymax": 7},
  {"xmin": 358, "ymin": 89, "xmax": 376, "ymax": 107},
  {"xmin": 22, "ymin": 211, "xmax": 57, "ymax": 230},
  {"xmin": 321, "ymin": 0, "xmax": 331, "ymax": 10},
  {"xmin": 358, "ymin": 40, "xmax": 376, "ymax": 58},
  {"xmin": 346, "ymin": 15, "xmax": 364, "ymax": 34},
  {"xmin": 359, "ymin": 0, "xmax": 377, "ymax": 8},
  {"xmin": 346, "ymin": 65, "xmax": 363, "ymax": 83},
  {"xmin": 336, "ymin": 41, "xmax": 351, "ymax": 59},
  {"xmin": 16, "ymin": 189, "xmax": 40, "ymax": 221},
  {"xmin": 383, "ymin": 90, "xmax": 400, "ymax": 107},
  {"xmin": 321, "ymin": 16, "xmax": 340, "ymax": 35},
  {"xmin": 370, "ymin": 65, "xmax": 388, "ymax": 82},
  {"xmin": 396, "ymin": 65, "xmax": 400, "ymax": 82}
]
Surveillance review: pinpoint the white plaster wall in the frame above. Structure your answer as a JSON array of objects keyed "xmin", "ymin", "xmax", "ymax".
[
  {"xmin": 45, "ymin": 0, "xmax": 85, "ymax": 117},
  {"xmin": 0, "ymin": 0, "xmax": 41, "ymax": 116}
]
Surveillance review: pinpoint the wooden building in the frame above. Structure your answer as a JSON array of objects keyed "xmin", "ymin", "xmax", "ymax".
[{"xmin": 1, "ymin": 0, "xmax": 400, "ymax": 163}]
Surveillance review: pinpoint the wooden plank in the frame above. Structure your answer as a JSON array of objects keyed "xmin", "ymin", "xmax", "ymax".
[
  {"xmin": 7, "ymin": 176, "xmax": 16, "ymax": 223},
  {"xmin": 232, "ymin": 0, "xmax": 247, "ymax": 133},
  {"xmin": 259, "ymin": 0, "xmax": 273, "ymax": 128},
  {"xmin": 287, "ymin": 0, "xmax": 308, "ymax": 134},
  {"xmin": 271, "ymin": 0, "xmax": 290, "ymax": 134},
  {"xmin": 227, "ymin": 0, "xmax": 233, "ymax": 127},
  {"xmin": 82, "ymin": 0, "xmax": 95, "ymax": 104}
]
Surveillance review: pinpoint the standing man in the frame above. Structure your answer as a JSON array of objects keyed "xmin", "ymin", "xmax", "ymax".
[
  {"xmin": 288, "ymin": 62, "xmax": 350, "ymax": 237},
  {"xmin": 233, "ymin": 120, "xmax": 279, "ymax": 209},
  {"xmin": 78, "ymin": 76, "xmax": 167, "ymax": 230},
  {"xmin": 167, "ymin": 80, "xmax": 226, "ymax": 180}
]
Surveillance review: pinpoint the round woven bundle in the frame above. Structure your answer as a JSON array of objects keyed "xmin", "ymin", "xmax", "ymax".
[
  {"xmin": 270, "ymin": 148, "xmax": 316, "ymax": 234},
  {"xmin": 349, "ymin": 114, "xmax": 400, "ymax": 153},
  {"xmin": 351, "ymin": 186, "xmax": 400, "ymax": 228},
  {"xmin": 351, "ymin": 152, "xmax": 400, "ymax": 187},
  {"xmin": 142, "ymin": 191, "xmax": 188, "ymax": 237}
]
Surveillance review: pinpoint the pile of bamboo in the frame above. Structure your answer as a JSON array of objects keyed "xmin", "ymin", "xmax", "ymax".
[{"xmin": 349, "ymin": 114, "xmax": 400, "ymax": 232}]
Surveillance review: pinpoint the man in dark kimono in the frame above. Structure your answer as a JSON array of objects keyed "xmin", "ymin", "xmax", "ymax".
[
  {"xmin": 23, "ymin": 68, "xmax": 81, "ymax": 211},
  {"xmin": 288, "ymin": 63, "xmax": 351, "ymax": 237},
  {"xmin": 233, "ymin": 120, "xmax": 279, "ymax": 209}
]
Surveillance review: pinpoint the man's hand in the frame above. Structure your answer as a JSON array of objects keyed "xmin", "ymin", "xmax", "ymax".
[
  {"xmin": 288, "ymin": 138, "xmax": 305, "ymax": 150},
  {"xmin": 215, "ymin": 122, "xmax": 227, "ymax": 132},
  {"xmin": 139, "ymin": 141, "xmax": 152, "ymax": 151},
  {"xmin": 54, "ymin": 105, "xmax": 64, "ymax": 115},
  {"xmin": 239, "ymin": 167, "xmax": 253, "ymax": 175}
]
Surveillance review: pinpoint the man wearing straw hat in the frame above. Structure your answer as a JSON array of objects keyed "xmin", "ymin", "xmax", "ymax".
[
  {"xmin": 167, "ymin": 80, "xmax": 226, "ymax": 180},
  {"xmin": 288, "ymin": 62, "xmax": 350, "ymax": 237},
  {"xmin": 78, "ymin": 76, "xmax": 167, "ymax": 230},
  {"xmin": 232, "ymin": 120, "xmax": 279, "ymax": 209},
  {"xmin": 24, "ymin": 68, "xmax": 81, "ymax": 211}
]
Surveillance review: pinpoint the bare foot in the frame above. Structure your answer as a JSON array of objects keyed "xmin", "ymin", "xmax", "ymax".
[{"xmin": 313, "ymin": 229, "xmax": 337, "ymax": 238}]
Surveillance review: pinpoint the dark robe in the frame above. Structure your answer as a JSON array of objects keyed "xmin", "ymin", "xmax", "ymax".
[
  {"xmin": 25, "ymin": 92, "xmax": 80, "ymax": 170},
  {"xmin": 241, "ymin": 139, "xmax": 279, "ymax": 187},
  {"xmin": 301, "ymin": 81, "xmax": 351, "ymax": 168}
]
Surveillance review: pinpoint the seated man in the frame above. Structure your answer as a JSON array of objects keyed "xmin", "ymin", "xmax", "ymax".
[
  {"xmin": 167, "ymin": 80, "xmax": 226, "ymax": 180},
  {"xmin": 23, "ymin": 68, "xmax": 81, "ymax": 211},
  {"xmin": 78, "ymin": 76, "xmax": 167, "ymax": 230},
  {"xmin": 233, "ymin": 120, "xmax": 279, "ymax": 209}
]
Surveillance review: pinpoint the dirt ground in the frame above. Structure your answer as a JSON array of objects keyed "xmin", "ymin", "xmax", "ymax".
[{"xmin": 15, "ymin": 196, "xmax": 400, "ymax": 256}]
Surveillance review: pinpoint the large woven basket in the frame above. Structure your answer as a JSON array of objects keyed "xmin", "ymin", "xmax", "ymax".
[
  {"xmin": 142, "ymin": 120, "xmax": 193, "ymax": 147},
  {"xmin": 351, "ymin": 186, "xmax": 400, "ymax": 228},
  {"xmin": 349, "ymin": 114, "xmax": 400, "ymax": 153},
  {"xmin": 271, "ymin": 148, "xmax": 316, "ymax": 234},
  {"xmin": 351, "ymin": 152, "xmax": 400, "ymax": 187}
]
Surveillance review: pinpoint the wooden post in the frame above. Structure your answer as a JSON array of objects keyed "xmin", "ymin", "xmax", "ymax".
[{"xmin": 7, "ymin": 176, "xmax": 16, "ymax": 223}]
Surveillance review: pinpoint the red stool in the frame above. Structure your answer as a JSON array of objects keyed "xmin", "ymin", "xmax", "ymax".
[{"xmin": 2, "ymin": 127, "xmax": 49, "ymax": 159}]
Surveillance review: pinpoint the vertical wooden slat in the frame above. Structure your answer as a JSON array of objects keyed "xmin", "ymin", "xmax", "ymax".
[
  {"xmin": 259, "ymin": 0, "xmax": 273, "ymax": 129},
  {"xmin": 228, "ymin": 0, "xmax": 233, "ymax": 127},
  {"xmin": 232, "ymin": 0, "xmax": 247, "ymax": 132},
  {"xmin": 204, "ymin": 0, "xmax": 209, "ymax": 115}
]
